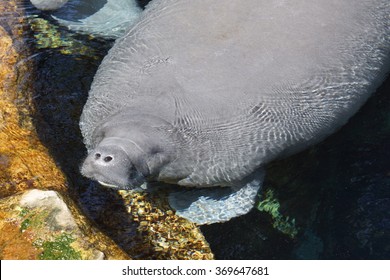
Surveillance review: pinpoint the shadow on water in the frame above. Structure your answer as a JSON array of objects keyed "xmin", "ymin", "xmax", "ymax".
[{"xmin": 22, "ymin": 0, "xmax": 390, "ymax": 259}]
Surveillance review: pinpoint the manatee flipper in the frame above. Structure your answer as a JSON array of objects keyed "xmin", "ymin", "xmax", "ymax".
[
  {"xmin": 169, "ymin": 169, "xmax": 264, "ymax": 225},
  {"xmin": 53, "ymin": 0, "xmax": 142, "ymax": 38}
]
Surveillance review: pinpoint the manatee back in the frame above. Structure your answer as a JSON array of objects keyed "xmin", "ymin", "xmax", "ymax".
[{"xmin": 81, "ymin": 0, "xmax": 390, "ymax": 184}]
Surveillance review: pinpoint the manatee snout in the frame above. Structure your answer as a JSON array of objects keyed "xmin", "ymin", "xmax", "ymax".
[{"xmin": 81, "ymin": 144, "xmax": 146, "ymax": 190}]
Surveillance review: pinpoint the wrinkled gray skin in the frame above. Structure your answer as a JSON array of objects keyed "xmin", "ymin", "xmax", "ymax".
[{"xmin": 43, "ymin": 0, "xmax": 390, "ymax": 224}]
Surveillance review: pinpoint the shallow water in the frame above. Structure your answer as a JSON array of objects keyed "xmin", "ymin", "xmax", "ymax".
[{"xmin": 2, "ymin": 0, "xmax": 389, "ymax": 259}]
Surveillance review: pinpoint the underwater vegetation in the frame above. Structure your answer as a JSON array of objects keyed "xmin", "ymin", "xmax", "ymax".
[
  {"xmin": 29, "ymin": 15, "xmax": 100, "ymax": 58},
  {"xmin": 257, "ymin": 189, "xmax": 298, "ymax": 239},
  {"xmin": 36, "ymin": 233, "xmax": 82, "ymax": 260}
]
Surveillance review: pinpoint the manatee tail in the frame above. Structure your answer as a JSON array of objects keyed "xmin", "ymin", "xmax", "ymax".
[
  {"xmin": 52, "ymin": 0, "xmax": 142, "ymax": 39},
  {"xmin": 169, "ymin": 169, "xmax": 264, "ymax": 225}
]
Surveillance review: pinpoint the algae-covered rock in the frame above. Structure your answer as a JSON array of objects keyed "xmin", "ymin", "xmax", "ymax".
[{"xmin": 0, "ymin": 189, "xmax": 104, "ymax": 259}]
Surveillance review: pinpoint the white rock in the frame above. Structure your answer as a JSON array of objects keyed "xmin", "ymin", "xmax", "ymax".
[
  {"xmin": 30, "ymin": 0, "xmax": 68, "ymax": 11},
  {"xmin": 20, "ymin": 189, "xmax": 77, "ymax": 229}
]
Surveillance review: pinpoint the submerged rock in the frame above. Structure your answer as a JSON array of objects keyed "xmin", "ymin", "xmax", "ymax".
[
  {"xmin": 0, "ymin": 189, "xmax": 104, "ymax": 259},
  {"xmin": 119, "ymin": 191, "xmax": 213, "ymax": 260}
]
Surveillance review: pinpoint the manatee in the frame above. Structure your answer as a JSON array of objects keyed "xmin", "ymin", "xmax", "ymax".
[{"xmin": 76, "ymin": 0, "xmax": 390, "ymax": 224}]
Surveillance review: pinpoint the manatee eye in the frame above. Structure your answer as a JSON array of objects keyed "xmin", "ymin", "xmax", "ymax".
[
  {"xmin": 95, "ymin": 153, "xmax": 101, "ymax": 159},
  {"xmin": 104, "ymin": 156, "xmax": 113, "ymax": 162}
]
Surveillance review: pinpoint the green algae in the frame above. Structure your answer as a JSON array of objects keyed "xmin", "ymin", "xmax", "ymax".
[
  {"xmin": 17, "ymin": 207, "xmax": 48, "ymax": 232},
  {"xmin": 20, "ymin": 218, "xmax": 31, "ymax": 232},
  {"xmin": 37, "ymin": 233, "xmax": 82, "ymax": 260},
  {"xmin": 257, "ymin": 189, "xmax": 298, "ymax": 238},
  {"xmin": 28, "ymin": 16, "xmax": 99, "ymax": 58},
  {"xmin": 18, "ymin": 207, "xmax": 29, "ymax": 217}
]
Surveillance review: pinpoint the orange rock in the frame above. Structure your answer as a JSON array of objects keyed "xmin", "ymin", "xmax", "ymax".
[{"xmin": 0, "ymin": 3, "xmax": 66, "ymax": 197}]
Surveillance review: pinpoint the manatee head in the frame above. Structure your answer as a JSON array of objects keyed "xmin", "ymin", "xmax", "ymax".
[{"xmin": 81, "ymin": 137, "xmax": 150, "ymax": 191}]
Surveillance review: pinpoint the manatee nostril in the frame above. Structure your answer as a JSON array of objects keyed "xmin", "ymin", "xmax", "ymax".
[
  {"xmin": 95, "ymin": 153, "xmax": 101, "ymax": 159},
  {"xmin": 104, "ymin": 156, "xmax": 113, "ymax": 162}
]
